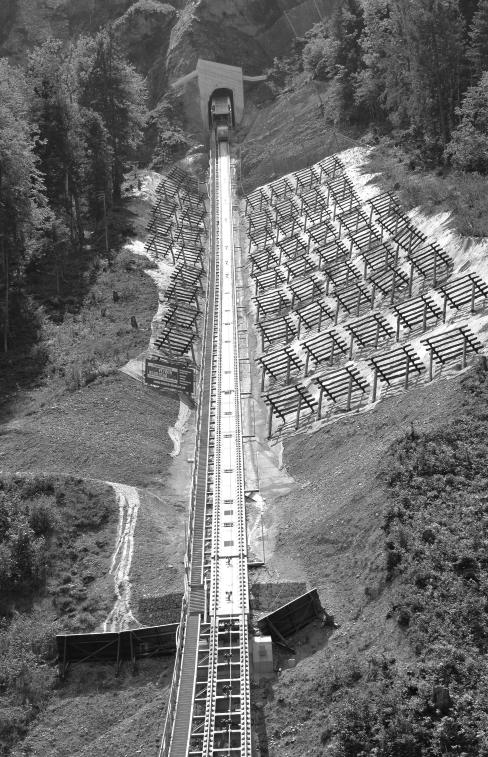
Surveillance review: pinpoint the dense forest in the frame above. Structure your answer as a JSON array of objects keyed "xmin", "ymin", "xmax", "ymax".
[
  {"xmin": 274, "ymin": 0, "xmax": 488, "ymax": 169},
  {"xmin": 0, "ymin": 30, "xmax": 147, "ymax": 355},
  {"xmin": 2, "ymin": 0, "xmax": 488, "ymax": 359}
]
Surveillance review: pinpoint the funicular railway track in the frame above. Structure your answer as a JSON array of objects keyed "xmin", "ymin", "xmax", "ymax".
[{"xmin": 161, "ymin": 135, "xmax": 252, "ymax": 756}]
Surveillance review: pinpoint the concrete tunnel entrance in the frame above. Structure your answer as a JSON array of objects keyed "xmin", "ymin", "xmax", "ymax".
[
  {"xmin": 208, "ymin": 88, "xmax": 236, "ymax": 129},
  {"xmin": 171, "ymin": 59, "xmax": 267, "ymax": 133}
]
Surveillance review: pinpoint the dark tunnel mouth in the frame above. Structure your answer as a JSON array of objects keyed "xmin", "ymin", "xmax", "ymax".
[{"xmin": 208, "ymin": 88, "xmax": 235, "ymax": 129}]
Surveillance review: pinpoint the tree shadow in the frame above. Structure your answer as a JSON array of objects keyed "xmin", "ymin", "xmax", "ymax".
[{"xmin": 0, "ymin": 290, "xmax": 48, "ymax": 423}]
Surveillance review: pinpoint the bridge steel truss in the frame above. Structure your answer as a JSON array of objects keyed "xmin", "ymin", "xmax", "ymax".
[{"xmin": 161, "ymin": 138, "xmax": 252, "ymax": 757}]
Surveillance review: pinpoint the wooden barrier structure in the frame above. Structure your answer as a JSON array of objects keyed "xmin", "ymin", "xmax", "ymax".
[
  {"xmin": 170, "ymin": 263, "xmax": 205, "ymax": 293},
  {"xmin": 295, "ymin": 300, "xmax": 335, "ymax": 336},
  {"xmin": 276, "ymin": 212, "xmax": 302, "ymax": 241},
  {"xmin": 369, "ymin": 264, "xmax": 409, "ymax": 305},
  {"xmin": 361, "ymin": 241, "xmax": 399, "ymax": 277},
  {"xmin": 344, "ymin": 312, "xmax": 395, "ymax": 358},
  {"xmin": 248, "ymin": 225, "xmax": 275, "ymax": 253},
  {"xmin": 301, "ymin": 329, "xmax": 348, "ymax": 375},
  {"xmin": 277, "ymin": 234, "xmax": 309, "ymax": 260},
  {"xmin": 269, "ymin": 175, "xmax": 293, "ymax": 203},
  {"xmin": 253, "ymin": 288, "xmax": 291, "ymax": 319},
  {"xmin": 367, "ymin": 192, "xmax": 411, "ymax": 240},
  {"xmin": 322, "ymin": 260, "xmax": 361, "ymax": 294},
  {"xmin": 249, "ymin": 247, "xmax": 279, "ymax": 274},
  {"xmin": 164, "ymin": 280, "xmax": 201, "ymax": 309},
  {"xmin": 421, "ymin": 324, "xmax": 484, "ymax": 380},
  {"xmin": 310, "ymin": 221, "xmax": 338, "ymax": 249},
  {"xmin": 264, "ymin": 383, "xmax": 317, "ymax": 438},
  {"xmin": 153, "ymin": 325, "xmax": 198, "ymax": 362},
  {"xmin": 312, "ymin": 155, "xmax": 345, "ymax": 184},
  {"xmin": 314, "ymin": 364, "xmax": 369, "ymax": 417},
  {"xmin": 369, "ymin": 343, "xmax": 426, "ymax": 401},
  {"xmin": 283, "ymin": 253, "xmax": 317, "ymax": 281},
  {"xmin": 391, "ymin": 224, "xmax": 427, "ymax": 255},
  {"xmin": 323, "ymin": 176, "xmax": 360, "ymax": 218},
  {"xmin": 158, "ymin": 302, "xmax": 200, "ymax": 335},
  {"xmin": 315, "ymin": 238, "xmax": 350, "ymax": 270},
  {"xmin": 392, "ymin": 293, "xmax": 443, "ymax": 339},
  {"xmin": 257, "ymin": 313, "xmax": 298, "ymax": 351},
  {"xmin": 407, "ymin": 242, "xmax": 453, "ymax": 291},
  {"xmin": 247, "ymin": 208, "xmax": 269, "ymax": 234},
  {"xmin": 289, "ymin": 273, "xmax": 325, "ymax": 307},
  {"xmin": 257, "ymin": 344, "xmax": 304, "ymax": 390},
  {"xmin": 298, "ymin": 188, "xmax": 330, "ymax": 229},
  {"xmin": 244, "ymin": 187, "xmax": 269, "ymax": 214},
  {"xmin": 294, "ymin": 166, "xmax": 321, "ymax": 193},
  {"xmin": 437, "ymin": 272, "xmax": 488, "ymax": 318},
  {"xmin": 333, "ymin": 281, "xmax": 374, "ymax": 322},
  {"xmin": 252, "ymin": 267, "xmax": 286, "ymax": 295}
]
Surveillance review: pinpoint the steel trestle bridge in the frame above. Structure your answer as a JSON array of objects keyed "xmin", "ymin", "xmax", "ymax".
[{"xmin": 160, "ymin": 137, "xmax": 252, "ymax": 756}]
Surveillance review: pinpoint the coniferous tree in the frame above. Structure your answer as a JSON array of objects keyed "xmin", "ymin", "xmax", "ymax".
[
  {"xmin": 79, "ymin": 30, "xmax": 147, "ymax": 201},
  {"xmin": 408, "ymin": 0, "xmax": 465, "ymax": 146},
  {"xmin": 355, "ymin": 0, "xmax": 405, "ymax": 123},
  {"xmin": 357, "ymin": 0, "xmax": 466, "ymax": 149},
  {"xmin": 26, "ymin": 40, "xmax": 87, "ymax": 250},
  {"xmin": 0, "ymin": 60, "xmax": 48, "ymax": 352},
  {"xmin": 467, "ymin": 0, "xmax": 488, "ymax": 79}
]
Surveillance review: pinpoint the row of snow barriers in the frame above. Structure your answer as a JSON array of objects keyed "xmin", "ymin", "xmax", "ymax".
[
  {"xmin": 145, "ymin": 166, "xmax": 207, "ymax": 365},
  {"xmin": 53, "ymin": 168, "xmax": 207, "ymax": 679},
  {"xmin": 243, "ymin": 155, "xmax": 488, "ymax": 438},
  {"xmin": 143, "ymin": 166, "xmax": 209, "ymax": 754}
]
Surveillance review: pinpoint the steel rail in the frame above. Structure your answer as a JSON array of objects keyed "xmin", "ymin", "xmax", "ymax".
[{"xmin": 162, "ymin": 136, "xmax": 251, "ymax": 757}]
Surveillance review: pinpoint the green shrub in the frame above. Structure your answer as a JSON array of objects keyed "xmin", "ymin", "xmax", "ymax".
[
  {"xmin": 29, "ymin": 496, "xmax": 58, "ymax": 535},
  {"xmin": 445, "ymin": 72, "xmax": 488, "ymax": 173},
  {"xmin": 366, "ymin": 141, "xmax": 488, "ymax": 237}
]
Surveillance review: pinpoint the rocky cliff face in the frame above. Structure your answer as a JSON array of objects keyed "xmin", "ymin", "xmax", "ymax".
[
  {"xmin": 113, "ymin": 2, "xmax": 177, "ymax": 103},
  {"xmin": 163, "ymin": 0, "xmax": 339, "ymax": 80},
  {"xmin": 0, "ymin": 0, "xmax": 337, "ymax": 128},
  {"xmin": 0, "ymin": 0, "xmax": 133, "ymax": 61}
]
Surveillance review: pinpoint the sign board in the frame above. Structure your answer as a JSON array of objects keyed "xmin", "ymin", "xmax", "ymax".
[{"xmin": 145, "ymin": 357, "xmax": 194, "ymax": 394}]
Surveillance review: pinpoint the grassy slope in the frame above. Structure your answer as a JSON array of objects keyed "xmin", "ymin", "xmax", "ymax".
[
  {"xmin": 0, "ymin": 186, "xmax": 182, "ymax": 755},
  {"xmin": 365, "ymin": 141, "xmax": 488, "ymax": 238},
  {"xmin": 238, "ymin": 78, "xmax": 362, "ymax": 194},
  {"xmin": 256, "ymin": 374, "xmax": 466, "ymax": 756},
  {"xmin": 10, "ymin": 658, "xmax": 174, "ymax": 757},
  {"xmin": 0, "ymin": 200, "xmax": 179, "ymax": 485}
]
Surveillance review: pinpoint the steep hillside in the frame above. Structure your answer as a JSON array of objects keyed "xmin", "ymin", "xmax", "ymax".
[
  {"xmin": 164, "ymin": 0, "xmax": 339, "ymax": 79},
  {"xmin": 0, "ymin": 0, "xmax": 133, "ymax": 60},
  {"xmin": 0, "ymin": 0, "xmax": 338, "ymax": 117}
]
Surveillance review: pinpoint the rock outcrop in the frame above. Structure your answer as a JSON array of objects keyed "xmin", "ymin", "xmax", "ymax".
[{"xmin": 0, "ymin": 0, "xmax": 338, "ymax": 130}]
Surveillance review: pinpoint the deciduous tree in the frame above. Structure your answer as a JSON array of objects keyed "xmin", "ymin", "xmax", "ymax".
[{"xmin": 446, "ymin": 71, "xmax": 488, "ymax": 171}]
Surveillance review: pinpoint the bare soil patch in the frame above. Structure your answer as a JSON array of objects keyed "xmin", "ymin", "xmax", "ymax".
[
  {"xmin": 0, "ymin": 375, "xmax": 178, "ymax": 487},
  {"xmin": 10, "ymin": 659, "xmax": 173, "ymax": 757},
  {"xmin": 239, "ymin": 80, "xmax": 362, "ymax": 194}
]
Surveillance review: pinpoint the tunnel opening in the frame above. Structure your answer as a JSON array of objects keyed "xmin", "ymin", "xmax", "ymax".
[{"xmin": 208, "ymin": 87, "xmax": 235, "ymax": 130}]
